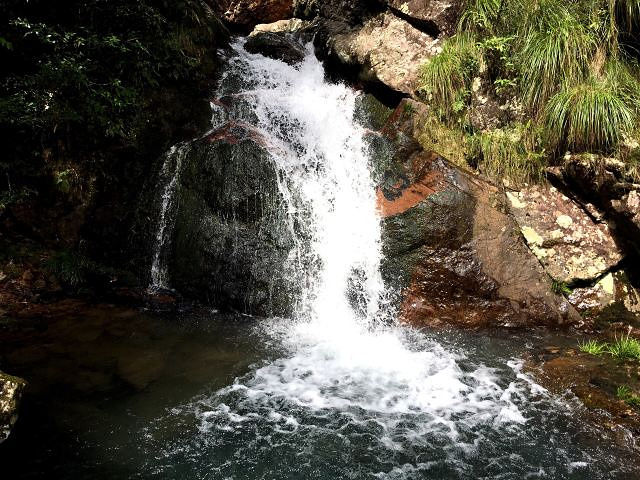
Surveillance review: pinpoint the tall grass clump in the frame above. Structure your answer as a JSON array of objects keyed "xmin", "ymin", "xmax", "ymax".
[
  {"xmin": 607, "ymin": 333, "xmax": 640, "ymax": 360},
  {"xmin": 517, "ymin": 4, "xmax": 597, "ymax": 112},
  {"xmin": 544, "ymin": 61, "xmax": 640, "ymax": 152},
  {"xmin": 419, "ymin": 34, "xmax": 482, "ymax": 120},
  {"xmin": 458, "ymin": 0, "xmax": 502, "ymax": 34}
]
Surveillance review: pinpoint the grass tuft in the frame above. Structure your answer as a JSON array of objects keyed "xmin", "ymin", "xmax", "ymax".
[
  {"xmin": 544, "ymin": 63, "xmax": 640, "ymax": 153},
  {"xmin": 617, "ymin": 385, "xmax": 640, "ymax": 408},
  {"xmin": 419, "ymin": 34, "xmax": 482, "ymax": 120},
  {"xmin": 607, "ymin": 333, "xmax": 640, "ymax": 360},
  {"xmin": 518, "ymin": 8, "xmax": 596, "ymax": 112},
  {"xmin": 579, "ymin": 339, "xmax": 608, "ymax": 356}
]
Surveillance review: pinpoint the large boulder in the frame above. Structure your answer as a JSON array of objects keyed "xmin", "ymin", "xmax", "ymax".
[
  {"xmin": 325, "ymin": 12, "xmax": 440, "ymax": 95},
  {"xmin": 378, "ymin": 100, "xmax": 581, "ymax": 328},
  {"xmin": 507, "ymin": 186, "xmax": 623, "ymax": 285},
  {"xmin": 168, "ymin": 122, "xmax": 297, "ymax": 316},
  {"xmin": 0, "ymin": 371, "xmax": 26, "ymax": 443},
  {"xmin": 245, "ymin": 32, "xmax": 307, "ymax": 64}
]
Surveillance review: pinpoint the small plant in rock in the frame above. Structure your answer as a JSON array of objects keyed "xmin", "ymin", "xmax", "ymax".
[
  {"xmin": 579, "ymin": 339, "xmax": 608, "ymax": 356},
  {"xmin": 551, "ymin": 279, "xmax": 573, "ymax": 296},
  {"xmin": 607, "ymin": 333, "xmax": 640, "ymax": 361},
  {"xmin": 617, "ymin": 385, "xmax": 640, "ymax": 408}
]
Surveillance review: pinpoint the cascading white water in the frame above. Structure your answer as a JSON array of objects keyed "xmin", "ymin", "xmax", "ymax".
[
  {"xmin": 190, "ymin": 39, "xmax": 538, "ymax": 445},
  {"xmin": 131, "ymin": 40, "xmax": 636, "ymax": 479},
  {"xmin": 149, "ymin": 143, "xmax": 188, "ymax": 290}
]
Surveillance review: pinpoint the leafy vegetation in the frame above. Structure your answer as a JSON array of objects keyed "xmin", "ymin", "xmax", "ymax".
[
  {"xmin": 0, "ymin": 0, "xmax": 227, "ymax": 273},
  {"xmin": 579, "ymin": 339, "xmax": 608, "ymax": 355},
  {"xmin": 617, "ymin": 385, "xmax": 640, "ymax": 408},
  {"xmin": 579, "ymin": 334, "xmax": 640, "ymax": 360},
  {"xmin": 418, "ymin": 0, "xmax": 640, "ymax": 184}
]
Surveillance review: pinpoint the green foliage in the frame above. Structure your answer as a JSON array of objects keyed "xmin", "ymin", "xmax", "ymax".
[
  {"xmin": 44, "ymin": 250, "xmax": 130, "ymax": 288},
  {"xmin": 579, "ymin": 339, "xmax": 608, "ymax": 355},
  {"xmin": 459, "ymin": 0, "xmax": 502, "ymax": 34},
  {"xmin": 617, "ymin": 385, "xmax": 640, "ymax": 408},
  {"xmin": 607, "ymin": 333, "xmax": 640, "ymax": 360},
  {"xmin": 551, "ymin": 279, "xmax": 573, "ymax": 296},
  {"xmin": 467, "ymin": 123, "xmax": 545, "ymax": 185},
  {"xmin": 544, "ymin": 62, "xmax": 640, "ymax": 152},
  {"xmin": 45, "ymin": 251, "xmax": 96, "ymax": 287},
  {"xmin": 1, "ymin": 0, "xmax": 226, "ymax": 183},
  {"xmin": 419, "ymin": 34, "xmax": 481, "ymax": 121},
  {"xmin": 517, "ymin": 8, "xmax": 597, "ymax": 111}
]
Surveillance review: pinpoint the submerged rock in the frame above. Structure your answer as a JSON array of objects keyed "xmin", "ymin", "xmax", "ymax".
[
  {"xmin": 0, "ymin": 371, "xmax": 27, "ymax": 443},
  {"xmin": 379, "ymin": 100, "xmax": 580, "ymax": 328}
]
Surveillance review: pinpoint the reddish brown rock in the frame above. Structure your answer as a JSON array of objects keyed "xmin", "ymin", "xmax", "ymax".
[
  {"xmin": 223, "ymin": 0, "xmax": 294, "ymax": 30},
  {"xmin": 379, "ymin": 99, "xmax": 581, "ymax": 329}
]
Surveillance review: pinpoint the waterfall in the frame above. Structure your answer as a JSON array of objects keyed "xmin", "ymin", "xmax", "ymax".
[
  {"xmin": 184, "ymin": 39, "xmax": 535, "ymax": 450},
  {"xmin": 148, "ymin": 143, "xmax": 188, "ymax": 290}
]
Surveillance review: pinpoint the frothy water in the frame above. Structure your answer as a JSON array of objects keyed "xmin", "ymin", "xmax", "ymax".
[{"xmin": 136, "ymin": 40, "xmax": 637, "ymax": 478}]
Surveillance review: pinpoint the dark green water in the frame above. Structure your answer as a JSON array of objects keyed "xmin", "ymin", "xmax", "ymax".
[{"xmin": 1, "ymin": 303, "xmax": 639, "ymax": 480}]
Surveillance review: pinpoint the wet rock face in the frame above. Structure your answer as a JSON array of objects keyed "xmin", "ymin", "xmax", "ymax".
[
  {"xmin": 0, "ymin": 371, "xmax": 26, "ymax": 443},
  {"xmin": 379, "ymin": 99, "xmax": 580, "ymax": 329},
  {"xmin": 222, "ymin": 0, "xmax": 294, "ymax": 31},
  {"xmin": 169, "ymin": 123, "xmax": 296, "ymax": 317}
]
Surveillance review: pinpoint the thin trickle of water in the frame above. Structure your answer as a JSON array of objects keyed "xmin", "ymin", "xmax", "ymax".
[{"xmin": 149, "ymin": 143, "xmax": 189, "ymax": 290}]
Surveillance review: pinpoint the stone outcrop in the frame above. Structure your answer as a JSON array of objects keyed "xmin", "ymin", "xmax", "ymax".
[
  {"xmin": 385, "ymin": 0, "xmax": 463, "ymax": 36},
  {"xmin": 0, "ymin": 371, "xmax": 26, "ymax": 443},
  {"xmin": 222, "ymin": 0, "xmax": 294, "ymax": 30},
  {"xmin": 507, "ymin": 186, "xmax": 623, "ymax": 284},
  {"xmin": 168, "ymin": 123, "xmax": 297, "ymax": 317},
  {"xmin": 325, "ymin": 12, "xmax": 440, "ymax": 95},
  {"xmin": 245, "ymin": 32, "xmax": 308, "ymax": 64},
  {"xmin": 378, "ymin": 100, "xmax": 580, "ymax": 328}
]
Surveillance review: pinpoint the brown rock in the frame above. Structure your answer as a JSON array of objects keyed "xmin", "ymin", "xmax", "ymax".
[
  {"xmin": 380, "ymin": 99, "xmax": 581, "ymax": 329},
  {"xmin": 223, "ymin": 0, "xmax": 293, "ymax": 30}
]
